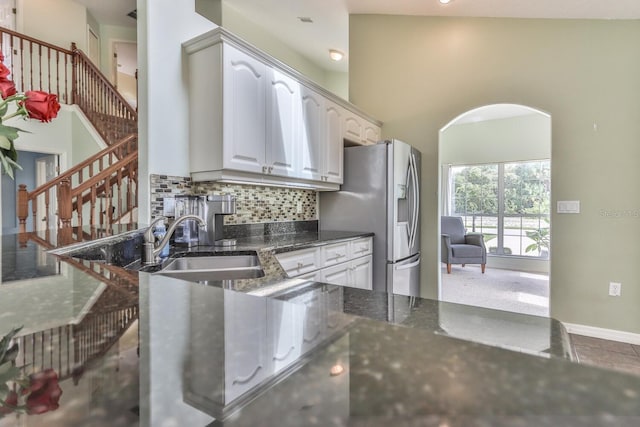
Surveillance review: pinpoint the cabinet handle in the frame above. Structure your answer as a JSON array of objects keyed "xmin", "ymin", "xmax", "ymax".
[
  {"xmin": 268, "ymin": 166, "xmax": 273, "ymax": 173},
  {"xmin": 262, "ymin": 166, "xmax": 267, "ymax": 173},
  {"xmin": 297, "ymin": 262, "xmax": 304, "ymax": 270}
]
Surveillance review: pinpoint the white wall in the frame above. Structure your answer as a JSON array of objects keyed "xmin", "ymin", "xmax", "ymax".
[
  {"xmin": 350, "ymin": 15, "xmax": 640, "ymax": 333},
  {"xmin": 17, "ymin": 0, "xmax": 87, "ymax": 51},
  {"xmin": 137, "ymin": 0, "xmax": 217, "ymax": 223},
  {"xmin": 440, "ymin": 113, "xmax": 551, "ymax": 165},
  {"xmin": 100, "ymin": 25, "xmax": 137, "ymax": 83}
]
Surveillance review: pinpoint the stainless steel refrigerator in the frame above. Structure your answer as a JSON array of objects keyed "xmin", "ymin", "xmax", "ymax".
[{"xmin": 319, "ymin": 139, "xmax": 421, "ymax": 296}]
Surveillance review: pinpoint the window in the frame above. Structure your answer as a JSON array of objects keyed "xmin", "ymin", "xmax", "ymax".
[{"xmin": 449, "ymin": 160, "xmax": 550, "ymax": 258}]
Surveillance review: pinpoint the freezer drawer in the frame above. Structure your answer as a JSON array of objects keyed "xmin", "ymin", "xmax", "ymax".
[{"xmin": 387, "ymin": 253, "xmax": 420, "ymax": 297}]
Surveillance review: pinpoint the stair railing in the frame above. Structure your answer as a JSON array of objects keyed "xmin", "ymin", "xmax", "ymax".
[
  {"xmin": 0, "ymin": 28, "xmax": 138, "ymax": 148},
  {"xmin": 2, "ymin": 27, "xmax": 141, "ymax": 235},
  {"xmin": 17, "ymin": 135, "xmax": 138, "ymax": 233},
  {"xmin": 71, "ymin": 44, "xmax": 138, "ymax": 146},
  {"xmin": 0, "ymin": 27, "xmax": 74, "ymax": 103}
]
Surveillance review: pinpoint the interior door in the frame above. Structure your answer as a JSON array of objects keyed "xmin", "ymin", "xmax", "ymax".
[
  {"xmin": 36, "ymin": 155, "xmax": 58, "ymax": 230},
  {"xmin": 0, "ymin": 0, "xmax": 15, "ymax": 70}
]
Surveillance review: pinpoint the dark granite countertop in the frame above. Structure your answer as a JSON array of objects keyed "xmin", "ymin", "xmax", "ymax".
[{"xmin": 1, "ymin": 228, "xmax": 639, "ymax": 426}]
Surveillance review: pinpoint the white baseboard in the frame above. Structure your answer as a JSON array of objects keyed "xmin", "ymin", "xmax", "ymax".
[{"xmin": 563, "ymin": 322, "xmax": 640, "ymax": 345}]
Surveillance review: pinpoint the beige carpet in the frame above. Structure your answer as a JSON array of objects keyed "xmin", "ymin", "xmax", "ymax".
[{"xmin": 440, "ymin": 264, "xmax": 549, "ymax": 317}]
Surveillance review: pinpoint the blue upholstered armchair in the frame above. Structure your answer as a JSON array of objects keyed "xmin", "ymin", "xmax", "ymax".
[{"xmin": 441, "ymin": 216, "xmax": 487, "ymax": 274}]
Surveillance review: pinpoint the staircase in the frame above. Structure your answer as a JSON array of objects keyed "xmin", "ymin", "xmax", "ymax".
[{"xmin": 0, "ymin": 28, "xmax": 139, "ymax": 243}]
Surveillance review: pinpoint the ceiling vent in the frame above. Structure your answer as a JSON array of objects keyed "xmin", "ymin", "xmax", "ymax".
[{"xmin": 127, "ymin": 9, "xmax": 137, "ymax": 20}]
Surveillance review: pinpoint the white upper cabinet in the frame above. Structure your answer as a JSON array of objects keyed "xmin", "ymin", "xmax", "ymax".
[
  {"xmin": 184, "ymin": 28, "xmax": 382, "ymax": 190},
  {"xmin": 266, "ymin": 69, "xmax": 300, "ymax": 177},
  {"xmin": 363, "ymin": 122, "xmax": 382, "ymax": 145},
  {"xmin": 343, "ymin": 107, "xmax": 381, "ymax": 146},
  {"xmin": 324, "ymin": 100, "xmax": 343, "ymax": 184},
  {"xmin": 299, "ymin": 86, "xmax": 324, "ymax": 182},
  {"xmin": 299, "ymin": 88, "xmax": 344, "ymax": 184},
  {"xmin": 223, "ymin": 45, "xmax": 267, "ymax": 174}
]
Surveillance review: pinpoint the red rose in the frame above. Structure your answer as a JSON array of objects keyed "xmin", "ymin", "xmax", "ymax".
[
  {"xmin": 0, "ymin": 63, "xmax": 10, "ymax": 79},
  {"xmin": 23, "ymin": 90, "xmax": 61, "ymax": 122},
  {"xmin": 0, "ymin": 78, "xmax": 16, "ymax": 99},
  {"xmin": 24, "ymin": 369, "xmax": 62, "ymax": 415},
  {"xmin": 0, "ymin": 390, "xmax": 18, "ymax": 415}
]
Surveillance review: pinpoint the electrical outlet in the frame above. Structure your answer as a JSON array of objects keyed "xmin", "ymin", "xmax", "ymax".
[{"xmin": 609, "ymin": 282, "xmax": 622, "ymax": 297}]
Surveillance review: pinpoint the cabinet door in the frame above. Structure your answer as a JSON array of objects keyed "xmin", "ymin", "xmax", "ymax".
[
  {"xmin": 267, "ymin": 68, "xmax": 300, "ymax": 177},
  {"xmin": 268, "ymin": 299, "xmax": 303, "ymax": 374},
  {"xmin": 321, "ymin": 262, "xmax": 350, "ymax": 287},
  {"xmin": 350, "ymin": 255, "xmax": 373, "ymax": 290},
  {"xmin": 299, "ymin": 86, "xmax": 324, "ymax": 181},
  {"xmin": 363, "ymin": 122, "xmax": 381, "ymax": 145},
  {"xmin": 225, "ymin": 291, "xmax": 269, "ymax": 403},
  {"xmin": 291, "ymin": 289, "xmax": 325, "ymax": 354},
  {"xmin": 343, "ymin": 112, "xmax": 363, "ymax": 144},
  {"xmin": 324, "ymin": 101, "xmax": 344, "ymax": 184},
  {"xmin": 223, "ymin": 45, "xmax": 267, "ymax": 173},
  {"xmin": 325, "ymin": 286, "xmax": 347, "ymax": 337}
]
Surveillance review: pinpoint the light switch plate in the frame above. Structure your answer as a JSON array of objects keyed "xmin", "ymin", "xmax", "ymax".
[{"xmin": 557, "ymin": 200, "xmax": 580, "ymax": 214}]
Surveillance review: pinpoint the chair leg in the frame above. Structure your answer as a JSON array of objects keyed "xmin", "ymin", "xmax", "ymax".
[
  {"xmin": 447, "ymin": 263, "xmax": 451, "ymax": 274},
  {"xmin": 481, "ymin": 264, "xmax": 486, "ymax": 274}
]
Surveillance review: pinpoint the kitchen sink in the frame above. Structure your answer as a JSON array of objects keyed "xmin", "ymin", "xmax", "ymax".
[{"xmin": 154, "ymin": 255, "xmax": 264, "ymax": 282}]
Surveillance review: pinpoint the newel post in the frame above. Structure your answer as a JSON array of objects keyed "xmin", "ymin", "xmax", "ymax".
[
  {"xmin": 70, "ymin": 42, "xmax": 78, "ymax": 105},
  {"xmin": 17, "ymin": 184, "xmax": 28, "ymax": 233},
  {"xmin": 58, "ymin": 178, "xmax": 72, "ymax": 228}
]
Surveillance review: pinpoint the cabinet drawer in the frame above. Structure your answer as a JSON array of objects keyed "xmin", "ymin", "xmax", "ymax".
[
  {"xmin": 320, "ymin": 262, "xmax": 350, "ymax": 286},
  {"xmin": 321, "ymin": 241, "xmax": 350, "ymax": 267},
  {"xmin": 276, "ymin": 248, "xmax": 320, "ymax": 277},
  {"xmin": 350, "ymin": 237, "xmax": 372, "ymax": 258}
]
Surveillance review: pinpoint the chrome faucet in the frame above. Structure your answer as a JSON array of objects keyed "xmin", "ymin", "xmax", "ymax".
[{"xmin": 143, "ymin": 215, "xmax": 207, "ymax": 265}]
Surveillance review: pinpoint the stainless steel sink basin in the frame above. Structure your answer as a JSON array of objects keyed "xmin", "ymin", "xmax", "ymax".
[{"xmin": 155, "ymin": 255, "xmax": 264, "ymax": 282}]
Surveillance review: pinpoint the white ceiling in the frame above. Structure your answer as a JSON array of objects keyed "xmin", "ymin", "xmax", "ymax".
[
  {"xmin": 74, "ymin": 1, "xmax": 640, "ymax": 74},
  {"xmin": 74, "ymin": 0, "xmax": 136, "ymax": 28},
  {"xmin": 226, "ymin": 0, "xmax": 640, "ymax": 74}
]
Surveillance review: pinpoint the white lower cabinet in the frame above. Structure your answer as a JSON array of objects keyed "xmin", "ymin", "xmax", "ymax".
[
  {"xmin": 275, "ymin": 237, "xmax": 373, "ymax": 290},
  {"xmin": 320, "ymin": 262, "xmax": 351, "ymax": 286},
  {"xmin": 349, "ymin": 255, "xmax": 373, "ymax": 290},
  {"xmin": 320, "ymin": 255, "xmax": 372, "ymax": 290},
  {"xmin": 268, "ymin": 298, "xmax": 303, "ymax": 374},
  {"xmin": 224, "ymin": 292, "xmax": 270, "ymax": 403}
]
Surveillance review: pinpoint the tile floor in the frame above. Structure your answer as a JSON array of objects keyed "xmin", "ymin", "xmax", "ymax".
[{"xmin": 570, "ymin": 334, "xmax": 640, "ymax": 377}]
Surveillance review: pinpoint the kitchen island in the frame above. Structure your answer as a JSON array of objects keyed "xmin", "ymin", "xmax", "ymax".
[{"xmin": 0, "ymin": 228, "xmax": 639, "ymax": 426}]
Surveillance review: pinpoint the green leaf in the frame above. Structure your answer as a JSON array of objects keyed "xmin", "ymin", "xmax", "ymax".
[
  {"xmin": 0, "ymin": 326, "xmax": 22, "ymax": 363},
  {"xmin": 0, "ymin": 136, "xmax": 10, "ymax": 150},
  {"xmin": 0, "ymin": 363, "xmax": 20, "ymax": 384},
  {"xmin": 0, "ymin": 152, "xmax": 14, "ymax": 179},
  {"xmin": 0, "ymin": 102, "xmax": 7, "ymax": 117},
  {"xmin": 0, "ymin": 125, "xmax": 22, "ymax": 140}
]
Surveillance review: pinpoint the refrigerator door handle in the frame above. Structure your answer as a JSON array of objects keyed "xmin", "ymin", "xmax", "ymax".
[
  {"xmin": 407, "ymin": 153, "xmax": 419, "ymax": 249},
  {"xmin": 412, "ymin": 152, "xmax": 420, "ymax": 245},
  {"xmin": 395, "ymin": 255, "xmax": 421, "ymax": 270}
]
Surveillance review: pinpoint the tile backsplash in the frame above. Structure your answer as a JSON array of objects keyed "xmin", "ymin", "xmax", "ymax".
[{"xmin": 150, "ymin": 174, "xmax": 317, "ymax": 224}]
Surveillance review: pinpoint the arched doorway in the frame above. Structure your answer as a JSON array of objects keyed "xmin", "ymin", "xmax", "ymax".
[{"xmin": 438, "ymin": 104, "xmax": 551, "ymax": 316}]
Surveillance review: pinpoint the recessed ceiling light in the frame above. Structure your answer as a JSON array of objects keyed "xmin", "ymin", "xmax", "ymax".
[
  {"xmin": 439, "ymin": 0, "xmax": 452, "ymax": 4},
  {"xmin": 298, "ymin": 17, "xmax": 313, "ymax": 23},
  {"xmin": 329, "ymin": 49, "xmax": 344, "ymax": 61}
]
